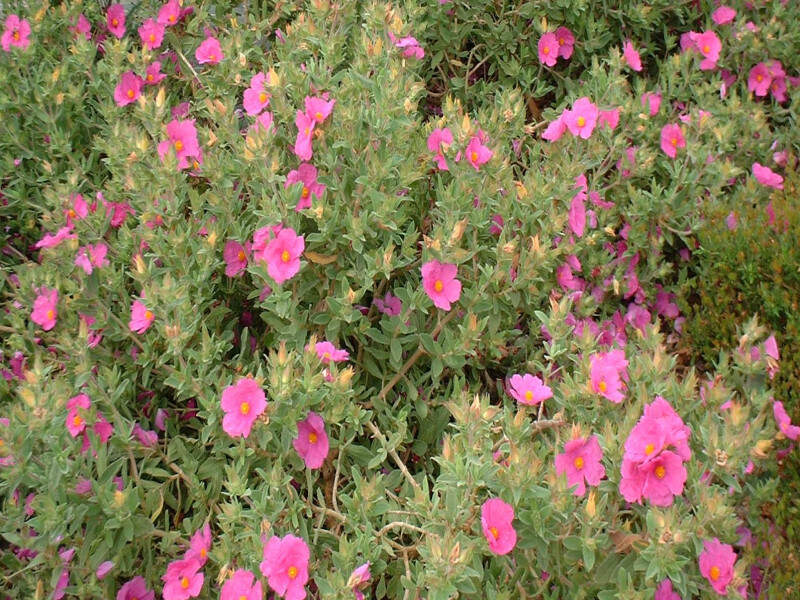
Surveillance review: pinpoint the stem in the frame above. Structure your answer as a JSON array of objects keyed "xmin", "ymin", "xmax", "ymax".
[{"xmin": 366, "ymin": 420, "xmax": 421, "ymax": 492}]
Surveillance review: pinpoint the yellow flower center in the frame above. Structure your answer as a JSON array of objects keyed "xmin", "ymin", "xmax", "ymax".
[
  {"xmin": 169, "ymin": 15, "xmax": 176, "ymax": 23},
  {"xmin": 489, "ymin": 526, "xmax": 499, "ymax": 539},
  {"xmin": 147, "ymin": 74, "xmax": 154, "ymax": 81},
  {"xmin": 180, "ymin": 576, "xmax": 190, "ymax": 589},
  {"xmin": 543, "ymin": 46, "xmax": 550, "ymax": 55},
  {"xmin": 671, "ymin": 137, "xmax": 678, "ymax": 146},
  {"xmin": 46, "ymin": 309, "xmax": 54, "ymax": 320},
  {"xmin": 756, "ymin": 74, "xmax": 763, "ymax": 82},
  {"xmin": 323, "ymin": 352, "xmax": 331, "ymax": 359},
  {"xmin": 574, "ymin": 456, "xmax": 584, "ymax": 469},
  {"xmin": 209, "ymin": 54, "xmax": 216, "ymax": 62},
  {"xmin": 240, "ymin": 402, "xmax": 250, "ymax": 415},
  {"xmin": 69, "ymin": 209, "xmax": 77, "ymax": 218},
  {"xmin": 237, "ymin": 250, "xmax": 246, "ymax": 262},
  {"xmin": 239, "ymin": 596, "xmax": 247, "ymax": 600},
  {"xmin": 597, "ymin": 380, "xmax": 607, "ymax": 393},
  {"xmin": 524, "ymin": 390, "xmax": 533, "ymax": 402},
  {"xmin": 174, "ymin": 140, "xmax": 184, "ymax": 151},
  {"xmin": 13, "ymin": 31, "xmax": 20, "ymax": 41},
  {"xmin": 577, "ymin": 116, "xmax": 586, "ymax": 127},
  {"xmin": 710, "ymin": 566, "xmax": 720, "ymax": 581},
  {"xmin": 315, "ymin": 111, "xmax": 323, "ymax": 120},
  {"xmin": 308, "ymin": 432, "xmax": 318, "ymax": 444},
  {"xmin": 259, "ymin": 92, "xmax": 267, "ymax": 103},
  {"xmin": 702, "ymin": 45, "xmax": 710, "ymax": 53},
  {"xmin": 144, "ymin": 310, "xmax": 153, "ymax": 321},
  {"xmin": 434, "ymin": 280, "xmax": 443, "ymax": 292},
  {"xmin": 73, "ymin": 415, "xmax": 82, "ymax": 427},
  {"xmin": 288, "ymin": 566, "xmax": 298, "ymax": 579},
  {"xmin": 193, "ymin": 160, "xmax": 200, "ymax": 169},
  {"xmin": 200, "ymin": 548, "xmax": 207, "ymax": 558},
  {"xmin": 301, "ymin": 186, "xmax": 310, "ymax": 199},
  {"xmin": 112, "ymin": 19, "xmax": 119, "ymax": 26},
  {"xmin": 470, "ymin": 151, "xmax": 478, "ymax": 162},
  {"xmin": 654, "ymin": 465, "xmax": 666, "ymax": 479},
  {"xmin": 127, "ymin": 89, "xmax": 134, "ymax": 98},
  {"xmin": 304, "ymin": 127, "xmax": 310, "ymax": 136},
  {"xmin": 149, "ymin": 34, "xmax": 155, "ymax": 43},
  {"xmin": 281, "ymin": 250, "xmax": 290, "ymax": 263},
  {"xmin": 645, "ymin": 443, "xmax": 655, "ymax": 455}
]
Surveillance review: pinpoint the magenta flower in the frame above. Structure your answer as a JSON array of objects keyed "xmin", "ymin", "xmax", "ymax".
[
  {"xmin": 695, "ymin": 31, "xmax": 721, "ymax": 70},
  {"xmin": 374, "ymin": 292, "xmax": 402, "ymax": 316},
  {"xmin": 75, "ymin": 243, "xmax": 109, "ymax": 275},
  {"xmin": 314, "ymin": 341, "xmax": 349, "ymax": 364},
  {"xmin": 569, "ymin": 191, "xmax": 586, "ymax": 237},
  {"xmin": 117, "ymin": 576, "xmax": 155, "ymax": 600},
  {"xmin": 542, "ymin": 113, "xmax": 567, "ymax": 142},
  {"xmin": 660, "ymin": 124, "xmax": 685, "ymax": 158},
  {"xmin": 507, "ymin": 374, "xmax": 552, "ymax": 406},
  {"xmin": 1, "ymin": 15, "xmax": 31, "ymax": 51},
  {"xmin": 421, "ymin": 260, "xmax": 461, "ymax": 311},
  {"xmin": 564, "ymin": 97, "xmax": 598, "ymax": 139},
  {"xmin": 260, "ymin": 534, "xmax": 310, "ymax": 600},
  {"xmin": 243, "ymin": 72, "xmax": 270, "ymax": 115},
  {"xmin": 773, "ymin": 400, "xmax": 800, "ymax": 440},
  {"xmin": 35, "ymin": 225, "xmax": 76, "ymax": 249},
  {"xmin": 304, "ymin": 96, "xmax": 335, "ymax": 124},
  {"xmin": 161, "ymin": 558, "xmax": 204, "ymax": 600},
  {"xmin": 655, "ymin": 578, "xmax": 681, "ymax": 600},
  {"xmin": 157, "ymin": 119, "xmax": 201, "ymax": 170},
  {"xmin": 395, "ymin": 35, "xmax": 424, "ymax": 59},
  {"xmin": 139, "ymin": 18, "xmax": 165, "ymax": 50},
  {"xmin": 145, "ymin": 61, "xmax": 166, "ymax": 85},
  {"xmin": 538, "ymin": 32, "xmax": 558, "ymax": 66},
  {"xmin": 70, "ymin": 14, "xmax": 91, "ymax": 41},
  {"xmin": 294, "ymin": 110, "xmax": 315, "ymax": 161},
  {"xmin": 619, "ymin": 450, "xmax": 687, "ymax": 506},
  {"xmin": 106, "ymin": 4, "xmax": 126, "ymax": 38},
  {"xmin": 748, "ymin": 63, "xmax": 771, "ymax": 96},
  {"xmin": 114, "ymin": 71, "xmax": 143, "ymax": 107},
  {"xmin": 96, "ymin": 561, "xmax": 114, "ymax": 580},
  {"xmin": 66, "ymin": 394, "xmax": 91, "ymax": 438},
  {"xmin": 598, "ymin": 108, "xmax": 619, "ymax": 130},
  {"xmin": 132, "ymin": 423, "xmax": 158, "ymax": 447},
  {"xmin": 554, "ymin": 435, "xmax": 605, "ymax": 497},
  {"xmin": 31, "ymin": 287, "xmax": 58, "ymax": 331},
  {"xmin": 640, "ymin": 396, "xmax": 692, "ymax": 460},
  {"xmin": 249, "ymin": 111, "xmax": 275, "ymax": 136},
  {"xmin": 285, "ymin": 163, "xmax": 325, "ymax": 211},
  {"xmin": 64, "ymin": 193, "xmax": 89, "ymax": 224},
  {"xmin": 764, "ymin": 335, "xmax": 779, "ymax": 361},
  {"xmin": 195, "ymin": 36, "xmax": 223, "ymax": 64},
  {"xmin": 699, "ymin": 538, "xmax": 736, "ymax": 595},
  {"xmin": 221, "ymin": 570, "xmax": 262, "ymax": 600},
  {"xmin": 262, "ymin": 226, "xmax": 304, "ymax": 284},
  {"xmin": 158, "ymin": 0, "xmax": 182, "ymax": 26},
  {"xmin": 589, "ymin": 349, "xmax": 628, "ymax": 403},
  {"xmin": 293, "ymin": 411, "xmax": 329, "ymax": 469},
  {"xmin": 712, "ymin": 6, "xmax": 736, "ymax": 25},
  {"xmin": 129, "ymin": 300, "xmax": 154, "ymax": 334},
  {"xmin": 185, "ymin": 523, "xmax": 212, "ymax": 565},
  {"xmin": 752, "ymin": 162, "xmax": 783, "ymax": 189},
  {"xmin": 622, "ymin": 40, "xmax": 642, "ymax": 71},
  {"xmin": 555, "ymin": 27, "xmax": 574, "ymax": 59},
  {"xmin": 480, "ymin": 497, "xmax": 517, "ymax": 555},
  {"xmin": 427, "ymin": 127, "xmax": 453, "ymax": 170},
  {"xmin": 221, "ymin": 378, "xmax": 267, "ymax": 438},
  {"xmin": 223, "ymin": 240, "xmax": 250, "ymax": 277},
  {"xmin": 465, "ymin": 134, "xmax": 493, "ymax": 170},
  {"xmin": 641, "ymin": 91, "xmax": 661, "ymax": 116}
]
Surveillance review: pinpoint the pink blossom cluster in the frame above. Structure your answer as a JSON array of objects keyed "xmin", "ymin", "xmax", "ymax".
[
  {"xmin": 543, "ymin": 97, "xmax": 619, "ymax": 142},
  {"xmin": 426, "ymin": 127, "xmax": 493, "ymax": 171},
  {"xmin": 538, "ymin": 27, "xmax": 574, "ymax": 67},
  {"xmin": 748, "ymin": 60, "xmax": 788, "ymax": 103}
]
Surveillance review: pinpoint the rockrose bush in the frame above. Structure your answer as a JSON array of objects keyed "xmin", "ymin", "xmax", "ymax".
[{"xmin": 0, "ymin": 1, "xmax": 797, "ymax": 599}]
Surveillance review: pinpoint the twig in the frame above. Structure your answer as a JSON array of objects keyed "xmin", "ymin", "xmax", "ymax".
[
  {"xmin": 531, "ymin": 418, "xmax": 566, "ymax": 433},
  {"xmin": 377, "ymin": 521, "xmax": 433, "ymax": 538},
  {"xmin": 366, "ymin": 420, "xmax": 421, "ymax": 492}
]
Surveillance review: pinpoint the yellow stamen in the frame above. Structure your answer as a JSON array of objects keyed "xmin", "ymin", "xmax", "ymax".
[
  {"xmin": 709, "ymin": 566, "xmax": 720, "ymax": 581},
  {"xmin": 147, "ymin": 74, "xmax": 154, "ymax": 82},
  {"xmin": 69, "ymin": 209, "xmax": 77, "ymax": 218},
  {"xmin": 237, "ymin": 250, "xmax": 246, "ymax": 262},
  {"xmin": 301, "ymin": 186, "xmax": 310, "ymax": 199},
  {"xmin": 645, "ymin": 443, "xmax": 655, "ymax": 455},
  {"xmin": 671, "ymin": 137, "xmax": 678, "ymax": 147},
  {"xmin": 574, "ymin": 456, "xmax": 584, "ymax": 469},
  {"xmin": 654, "ymin": 465, "xmax": 666, "ymax": 479},
  {"xmin": 73, "ymin": 415, "xmax": 82, "ymax": 427},
  {"xmin": 259, "ymin": 92, "xmax": 267, "ymax": 104},
  {"xmin": 174, "ymin": 140, "xmax": 184, "ymax": 152},
  {"xmin": 489, "ymin": 526, "xmax": 499, "ymax": 539},
  {"xmin": 149, "ymin": 34, "xmax": 155, "ymax": 43},
  {"xmin": 702, "ymin": 45, "xmax": 710, "ymax": 53},
  {"xmin": 281, "ymin": 250, "xmax": 290, "ymax": 263},
  {"xmin": 169, "ymin": 15, "xmax": 176, "ymax": 23},
  {"xmin": 470, "ymin": 151, "xmax": 478, "ymax": 162},
  {"xmin": 200, "ymin": 548, "xmax": 207, "ymax": 558},
  {"xmin": 288, "ymin": 566, "xmax": 298, "ymax": 579},
  {"xmin": 304, "ymin": 127, "xmax": 310, "ymax": 136},
  {"xmin": 543, "ymin": 46, "xmax": 550, "ymax": 55},
  {"xmin": 597, "ymin": 380, "xmax": 607, "ymax": 393},
  {"xmin": 112, "ymin": 19, "xmax": 119, "ymax": 27},
  {"xmin": 756, "ymin": 74, "xmax": 763, "ymax": 82},
  {"xmin": 308, "ymin": 432, "xmax": 318, "ymax": 444},
  {"xmin": 127, "ymin": 89, "xmax": 134, "ymax": 98},
  {"xmin": 434, "ymin": 280, "xmax": 443, "ymax": 292},
  {"xmin": 13, "ymin": 31, "xmax": 20, "ymax": 41},
  {"xmin": 323, "ymin": 352, "xmax": 331, "ymax": 359},
  {"xmin": 209, "ymin": 54, "xmax": 216, "ymax": 62},
  {"xmin": 315, "ymin": 111, "xmax": 323, "ymax": 120},
  {"xmin": 577, "ymin": 116, "xmax": 586, "ymax": 127},
  {"xmin": 240, "ymin": 402, "xmax": 250, "ymax": 415},
  {"xmin": 144, "ymin": 310, "xmax": 153, "ymax": 321},
  {"xmin": 46, "ymin": 310, "xmax": 54, "ymax": 320},
  {"xmin": 180, "ymin": 576, "xmax": 189, "ymax": 589},
  {"xmin": 524, "ymin": 390, "xmax": 533, "ymax": 402}
]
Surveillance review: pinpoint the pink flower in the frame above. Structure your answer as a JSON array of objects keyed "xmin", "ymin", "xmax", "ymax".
[
  {"xmin": 622, "ymin": 40, "xmax": 642, "ymax": 71},
  {"xmin": 348, "ymin": 562, "xmax": 371, "ymax": 600},
  {"xmin": 752, "ymin": 162, "xmax": 783, "ymax": 189},
  {"xmin": 641, "ymin": 91, "xmax": 661, "ymax": 116},
  {"xmin": 427, "ymin": 128, "xmax": 453, "ymax": 170},
  {"xmin": 563, "ymin": 97, "xmax": 598, "ymax": 139},
  {"xmin": 660, "ymin": 124, "xmax": 685, "ymax": 158},
  {"xmin": 374, "ymin": 292, "xmax": 402, "ymax": 316},
  {"xmin": 71, "ymin": 14, "xmax": 91, "ymax": 41},
  {"xmin": 249, "ymin": 111, "xmax": 274, "ymax": 136},
  {"xmin": 132, "ymin": 424, "xmax": 158, "ymax": 447},
  {"xmin": 221, "ymin": 378, "xmax": 267, "ymax": 438},
  {"xmin": 641, "ymin": 396, "xmax": 692, "ymax": 461},
  {"xmin": 260, "ymin": 534, "xmax": 310, "ymax": 600},
  {"xmin": 764, "ymin": 335, "xmax": 779, "ymax": 361},
  {"xmin": 392, "ymin": 35, "xmax": 424, "ymax": 59},
  {"xmin": 712, "ymin": 6, "xmax": 736, "ymax": 25},
  {"xmin": 139, "ymin": 18, "xmax": 165, "ymax": 50},
  {"xmin": 421, "ymin": 260, "xmax": 461, "ymax": 311},
  {"xmin": 262, "ymin": 227, "xmax": 304, "ymax": 284},
  {"xmin": 244, "ymin": 72, "xmax": 270, "ymax": 115},
  {"xmin": 66, "ymin": 394, "xmax": 91, "ymax": 438},
  {"xmin": 223, "ymin": 240, "xmax": 250, "ymax": 277},
  {"xmin": 598, "ymin": 108, "xmax": 619, "ymax": 130},
  {"xmin": 294, "ymin": 110, "xmax": 315, "ymax": 161},
  {"xmin": 106, "ymin": 4, "xmax": 126, "ymax": 39},
  {"xmin": 75, "ymin": 243, "xmax": 109, "ymax": 274},
  {"xmin": 695, "ymin": 31, "xmax": 721, "ymax": 70},
  {"xmin": 464, "ymin": 134, "xmax": 492, "ymax": 170},
  {"xmin": 158, "ymin": 0, "xmax": 182, "ymax": 26},
  {"xmin": 619, "ymin": 450, "xmax": 687, "ymax": 506},
  {"xmin": 96, "ymin": 561, "xmax": 114, "ymax": 580},
  {"xmin": 507, "ymin": 373, "xmax": 552, "ymax": 406},
  {"xmin": 195, "ymin": 37, "xmax": 223, "ymax": 64},
  {"xmin": 698, "ymin": 538, "xmax": 736, "ymax": 595},
  {"xmin": 1, "ymin": 15, "xmax": 31, "ymax": 51},
  {"xmin": 161, "ymin": 558, "xmax": 204, "ymax": 600},
  {"xmin": 538, "ymin": 32, "xmax": 559, "ymax": 66},
  {"xmin": 773, "ymin": 401, "xmax": 800, "ymax": 440},
  {"xmin": 554, "ymin": 435, "xmax": 605, "ymax": 497},
  {"xmin": 129, "ymin": 299, "xmax": 154, "ymax": 334},
  {"xmin": 31, "ymin": 287, "xmax": 58, "ymax": 331},
  {"xmin": 589, "ymin": 349, "xmax": 628, "ymax": 403},
  {"xmin": 314, "ymin": 341, "xmax": 349, "ymax": 364},
  {"xmin": 542, "ymin": 114, "xmax": 567, "ymax": 142},
  {"xmin": 117, "ymin": 576, "xmax": 155, "ymax": 600},
  {"xmin": 145, "ymin": 61, "xmax": 167, "ymax": 85},
  {"xmin": 221, "ymin": 570, "xmax": 262, "ymax": 600},
  {"xmin": 157, "ymin": 119, "xmax": 201, "ymax": 170},
  {"xmin": 569, "ymin": 191, "xmax": 586, "ymax": 237},
  {"xmin": 285, "ymin": 163, "xmax": 325, "ymax": 211},
  {"xmin": 748, "ymin": 63, "xmax": 772, "ymax": 96},
  {"xmin": 185, "ymin": 523, "xmax": 212, "ymax": 565},
  {"xmin": 655, "ymin": 579, "xmax": 681, "ymax": 600},
  {"xmin": 35, "ymin": 225, "xmax": 76, "ymax": 249},
  {"xmin": 555, "ymin": 27, "xmax": 575, "ymax": 59},
  {"xmin": 304, "ymin": 96, "xmax": 335, "ymax": 124},
  {"xmin": 480, "ymin": 497, "xmax": 517, "ymax": 555},
  {"xmin": 64, "ymin": 193, "xmax": 89, "ymax": 224},
  {"xmin": 293, "ymin": 412, "xmax": 329, "ymax": 469}
]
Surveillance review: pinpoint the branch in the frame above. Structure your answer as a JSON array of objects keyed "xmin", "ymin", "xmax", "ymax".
[{"xmin": 366, "ymin": 420, "xmax": 421, "ymax": 492}]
